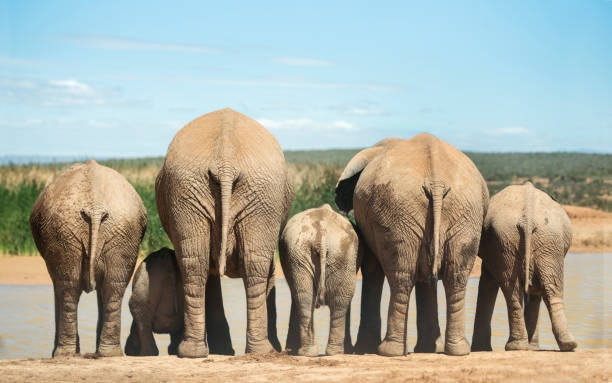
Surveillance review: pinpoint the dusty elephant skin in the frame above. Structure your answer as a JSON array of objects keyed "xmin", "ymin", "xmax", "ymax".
[
  {"xmin": 125, "ymin": 247, "xmax": 235, "ymax": 356},
  {"xmin": 280, "ymin": 204, "xmax": 363, "ymax": 357},
  {"xmin": 29, "ymin": 159, "xmax": 147, "ymax": 358},
  {"xmin": 471, "ymin": 182, "xmax": 577, "ymax": 352},
  {"xmin": 335, "ymin": 134, "xmax": 489, "ymax": 357},
  {"xmin": 155, "ymin": 108, "xmax": 293, "ymax": 358}
]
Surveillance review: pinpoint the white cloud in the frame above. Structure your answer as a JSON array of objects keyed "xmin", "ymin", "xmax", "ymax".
[
  {"xmin": 0, "ymin": 119, "xmax": 43, "ymax": 127},
  {"xmin": 49, "ymin": 80, "xmax": 94, "ymax": 96},
  {"xmin": 0, "ymin": 77, "xmax": 126, "ymax": 106},
  {"xmin": 331, "ymin": 120, "xmax": 357, "ymax": 131},
  {"xmin": 257, "ymin": 118, "xmax": 358, "ymax": 131},
  {"xmin": 62, "ymin": 36, "xmax": 217, "ymax": 53},
  {"xmin": 275, "ymin": 57, "xmax": 332, "ymax": 67},
  {"xmin": 490, "ymin": 126, "xmax": 533, "ymax": 136}
]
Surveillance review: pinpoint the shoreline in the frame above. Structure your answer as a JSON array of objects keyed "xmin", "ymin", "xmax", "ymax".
[{"xmin": 0, "ymin": 250, "xmax": 607, "ymax": 286}]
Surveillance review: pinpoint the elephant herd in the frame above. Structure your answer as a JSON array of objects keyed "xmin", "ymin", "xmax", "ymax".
[{"xmin": 29, "ymin": 108, "xmax": 577, "ymax": 359}]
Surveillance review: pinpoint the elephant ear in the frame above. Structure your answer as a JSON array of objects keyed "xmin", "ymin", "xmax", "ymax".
[{"xmin": 335, "ymin": 145, "xmax": 386, "ymax": 213}]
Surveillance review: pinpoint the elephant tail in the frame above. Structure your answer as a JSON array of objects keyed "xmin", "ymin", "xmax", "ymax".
[
  {"xmin": 316, "ymin": 222, "xmax": 328, "ymax": 308},
  {"xmin": 423, "ymin": 179, "xmax": 450, "ymax": 279},
  {"xmin": 81, "ymin": 208, "xmax": 107, "ymax": 293},
  {"xmin": 218, "ymin": 171, "xmax": 234, "ymax": 276},
  {"xmin": 519, "ymin": 182, "xmax": 536, "ymax": 294}
]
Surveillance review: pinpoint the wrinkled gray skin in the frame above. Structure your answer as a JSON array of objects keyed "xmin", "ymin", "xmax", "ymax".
[
  {"xmin": 125, "ymin": 247, "xmax": 235, "ymax": 356},
  {"xmin": 280, "ymin": 204, "xmax": 363, "ymax": 356},
  {"xmin": 471, "ymin": 182, "xmax": 577, "ymax": 352},
  {"xmin": 30, "ymin": 160, "xmax": 147, "ymax": 358},
  {"xmin": 156, "ymin": 108, "xmax": 293, "ymax": 358},
  {"xmin": 336, "ymin": 134, "xmax": 489, "ymax": 356}
]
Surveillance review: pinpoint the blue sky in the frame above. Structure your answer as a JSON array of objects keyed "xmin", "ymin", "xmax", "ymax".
[{"xmin": 1, "ymin": 0, "xmax": 611, "ymax": 157}]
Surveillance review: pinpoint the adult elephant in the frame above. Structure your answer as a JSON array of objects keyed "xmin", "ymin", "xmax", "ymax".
[
  {"xmin": 335, "ymin": 134, "xmax": 489, "ymax": 356},
  {"xmin": 30, "ymin": 160, "xmax": 147, "ymax": 357},
  {"xmin": 156, "ymin": 108, "xmax": 293, "ymax": 358}
]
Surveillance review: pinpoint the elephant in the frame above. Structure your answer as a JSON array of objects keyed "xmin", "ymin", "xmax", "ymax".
[
  {"xmin": 30, "ymin": 159, "xmax": 147, "ymax": 357},
  {"xmin": 280, "ymin": 204, "xmax": 363, "ymax": 357},
  {"xmin": 125, "ymin": 247, "xmax": 235, "ymax": 356},
  {"xmin": 155, "ymin": 108, "xmax": 293, "ymax": 358},
  {"xmin": 471, "ymin": 182, "xmax": 577, "ymax": 352},
  {"xmin": 335, "ymin": 134, "xmax": 489, "ymax": 356}
]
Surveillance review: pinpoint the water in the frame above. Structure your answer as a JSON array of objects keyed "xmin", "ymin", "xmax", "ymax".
[{"xmin": 0, "ymin": 253, "xmax": 609, "ymax": 359}]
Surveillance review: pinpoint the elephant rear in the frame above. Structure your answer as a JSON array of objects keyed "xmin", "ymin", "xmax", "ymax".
[
  {"xmin": 30, "ymin": 160, "xmax": 147, "ymax": 357},
  {"xmin": 280, "ymin": 204, "xmax": 360, "ymax": 356}
]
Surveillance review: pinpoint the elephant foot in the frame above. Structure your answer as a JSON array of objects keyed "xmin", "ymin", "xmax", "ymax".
[
  {"xmin": 245, "ymin": 340, "xmax": 275, "ymax": 354},
  {"xmin": 505, "ymin": 339, "xmax": 530, "ymax": 351},
  {"xmin": 414, "ymin": 335, "xmax": 444, "ymax": 353},
  {"xmin": 557, "ymin": 334, "xmax": 577, "ymax": 352},
  {"xmin": 97, "ymin": 344, "xmax": 124, "ymax": 357},
  {"xmin": 209, "ymin": 338, "xmax": 235, "ymax": 356},
  {"xmin": 325, "ymin": 344, "xmax": 345, "ymax": 356},
  {"xmin": 353, "ymin": 334, "xmax": 381, "ymax": 355},
  {"xmin": 471, "ymin": 341, "xmax": 493, "ymax": 352},
  {"xmin": 528, "ymin": 341, "xmax": 539, "ymax": 351},
  {"xmin": 178, "ymin": 340, "xmax": 209, "ymax": 358},
  {"xmin": 445, "ymin": 338, "xmax": 471, "ymax": 356},
  {"xmin": 377, "ymin": 339, "xmax": 405, "ymax": 357},
  {"xmin": 52, "ymin": 345, "xmax": 79, "ymax": 358},
  {"xmin": 167, "ymin": 344, "xmax": 178, "ymax": 356},
  {"xmin": 297, "ymin": 344, "xmax": 318, "ymax": 357}
]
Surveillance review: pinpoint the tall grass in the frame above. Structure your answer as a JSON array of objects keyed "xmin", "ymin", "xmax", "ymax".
[{"xmin": 0, "ymin": 150, "xmax": 610, "ymax": 256}]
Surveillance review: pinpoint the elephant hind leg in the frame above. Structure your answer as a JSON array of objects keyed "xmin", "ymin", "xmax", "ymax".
[
  {"xmin": 124, "ymin": 321, "xmax": 141, "ymax": 356},
  {"xmin": 471, "ymin": 264, "xmax": 499, "ymax": 352},
  {"xmin": 52, "ymin": 281, "xmax": 81, "ymax": 358},
  {"xmin": 542, "ymin": 288, "xmax": 577, "ymax": 351},
  {"xmin": 377, "ymin": 269, "xmax": 415, "ymax": 357},
  {"xmin": 176, "ymin": 235, "xmax": 211, "ymax": 358},
  {"xmin": 502, "ymin": 284, "xmax": 530, "ymax": 351},
  {"xmin": 326, "ymin": 287, "xmax": 354, "ymax": 356},
  {"xmin": 354, "ymin": 252, "xmax": 384, "ymax": 355},
  {"xmin": 205, "ymin": 274, "xmax": 235, "ymax": 355},
  {"xmin": 294, "ymin": 280, "xmax": 318, "ymax": 357},
  {"xmin": 414, "ymin": 280, "xmax": 443, "ymax": 353},
  {"xmin": 524, "ymin": 293, "xmax": 541, "ymax": 350}
]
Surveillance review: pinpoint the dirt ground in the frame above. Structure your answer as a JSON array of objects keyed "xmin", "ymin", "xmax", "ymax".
[{"xmin": 0, "ymin": 350, "xmax": 609, "ymax": 383}]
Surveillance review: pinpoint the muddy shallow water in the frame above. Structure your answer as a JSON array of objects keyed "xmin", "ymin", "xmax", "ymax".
[{"xmin": 0, "ymin": 253, "xmax": 609, "ymax": 359}]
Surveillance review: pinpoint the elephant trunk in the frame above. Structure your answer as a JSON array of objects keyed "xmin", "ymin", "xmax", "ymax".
[
  {"xmin": 316, "ymin": 223, "xmax": 327, "ymax": 308},
  {"xmin": 423, "ymin": 179, "xmax": 449, "ymax": 279},
  {"xmin": 218, "ymin": 173, "xmax": 233, "ymax": 276}
]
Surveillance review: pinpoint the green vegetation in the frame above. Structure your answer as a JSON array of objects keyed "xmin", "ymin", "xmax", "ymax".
[{"xmin": 1, "ymin": 150, "xmax": 610, "ymax": 256}]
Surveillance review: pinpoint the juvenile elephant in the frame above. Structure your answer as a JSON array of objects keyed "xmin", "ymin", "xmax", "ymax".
[
  {"xmin": 280, "ymin": 204, "xmax": 363, "ymax": 356},
  {"xmin": 471, "ymin": 182, "xmax": 577, "ymax": 352},
  {"xmin": 30, "ymin": 160, "xmax": 147, "ymax": 357},
  {"xmin": 125, "ymin": 247, "xmax": 234, "ymax": 356},
  {"xmin": 335, "ymin": 134, "xmax": 489, "ymax": 356},
  {"xmin": 156, "ymin": 108, "xmax": 293, "ymax": 358}
]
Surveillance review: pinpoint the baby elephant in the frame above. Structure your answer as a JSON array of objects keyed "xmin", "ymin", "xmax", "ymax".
[
  {"xmin": 280, "ymin": 204, "xmax": 363, "ymax": 356},
  {"xmin": 472, "ymin": 182, "xmax": 577, "ymax": 352},
  {"xmin": 125, "ymin": 247, "xmax": 235, "ymax": 356}
]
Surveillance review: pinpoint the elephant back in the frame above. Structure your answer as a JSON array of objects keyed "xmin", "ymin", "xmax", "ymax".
[{"xmin": 163, "ymin": 108, "xmax": 288, "ymax": 176}]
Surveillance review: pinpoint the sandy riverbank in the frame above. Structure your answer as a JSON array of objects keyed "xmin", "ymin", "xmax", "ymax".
[
  {"xmin": 1, "ymin": 205, "xmax": 609, "ymax": 285},
  {"xmin": 0, "ymin": 350, "xmax": 609, "ymax": 383}
]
